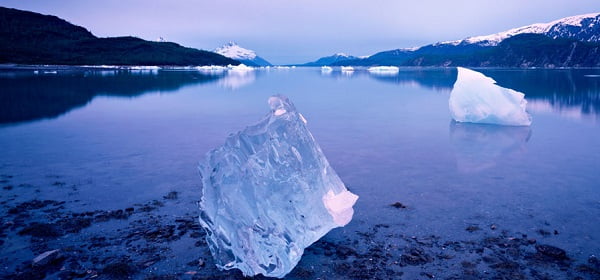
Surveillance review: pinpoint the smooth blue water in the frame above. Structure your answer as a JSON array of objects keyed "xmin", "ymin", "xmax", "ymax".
[{"xmin": 1, "ymin": 67, "xmax": 599, "ymax": 278}]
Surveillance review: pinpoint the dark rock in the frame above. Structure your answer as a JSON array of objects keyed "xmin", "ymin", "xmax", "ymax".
[
  {"xmin": 289, "ymin": 266, "xmax": 315, "ymax": 278},
  {"xmin": 538, "ymin": 229, "xmax": 552, "ymax": 236},
  {"xmin": 390, "ymin": 202, "xmax": 407, "ymax": 209},
  {"xmin": 3, "ymin": 185, "xmax": 13, "ymax": 190},
  {"xmin": 102, "ymin": 261, "xmax": 135, "ymax": 278},
  {"xmin": 8, "ymin": 200, "xmax": 61, "ymax": 214},
  {"xmin": 461, "ymin": 261, "xmax": 476, "ymax": 268},
  {"xmin": 490, "ymin": 260, "xmax": 519, "ymax": 270},
  {"xmin": 333, "ymin": 262, "xmax": 352, "ymax": 275},
  {"xmin": 58, "ymin": 217, "xmax": 92, "ymax": 233},
  {"xmin": 18, "ymin": 222, "xmax": 62, "ymax": 238},
  {"xmin": 143, "ymin": 225, "xmax": 177, "ymax": 242},
  {"xmin": 400, "ymin": 247, "xmax": 432, "ymax": 266},
  {"xmin": 11, "ymin": 270, "xmax": 46, "ymax": 280},
  {"xmin": 336, "ymin": 245, "xmax": 357, "ymax": 259},
  {"xmin": 163, "ymin": 191, "xmax": 178, "ymax": 200},
  {"xmin": 535, "ymin": 244, "xmax": 568, "ymax": 260},
  {"xmin": 466, "ymin": 225, "xmax": 481, "ymax": 232}
]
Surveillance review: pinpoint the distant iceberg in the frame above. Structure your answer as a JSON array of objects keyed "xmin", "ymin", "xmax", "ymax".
[
  {"xmin": 321, "ymin": 66, "xmax": 333, "ymax": 73},
  {"xmin": 368, "ymin": 66, "xmax": 399, "ymax": 75},
  {"xmin": 128, "ymin": 66, "xmax": 161, "ymax": 70},
  {"xmin": 449, "ymin": 67, "xmax": 532, "ymax": 126},
  {"xmin": 196, "ymin": 65, "xmax": 227, "ymax": 73},
  {"xmin": 340, "ymin": 66, "xmax": 354, "ymax": 72},
  {"xmin": 227, "ymin": 63, "xmax": 254, "ymax": 72},
  {"xmin": 198, "ymin": 95, "xmax": 358, "ymax": 278}
]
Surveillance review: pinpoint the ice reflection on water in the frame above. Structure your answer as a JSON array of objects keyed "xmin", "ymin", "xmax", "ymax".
[{"xmin": 449, "ymin": 121, "xmax": 532, "ymax": 173}]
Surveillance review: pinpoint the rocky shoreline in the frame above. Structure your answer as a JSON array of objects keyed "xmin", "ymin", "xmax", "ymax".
[{"xmin": 1, "ymin": 174, "xmax": 599, "ymax": 279}]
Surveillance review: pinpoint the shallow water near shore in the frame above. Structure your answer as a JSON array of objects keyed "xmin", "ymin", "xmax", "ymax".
[{"xmin": 0, "ymin": 67, "xmax": 599, "ymax": 279}]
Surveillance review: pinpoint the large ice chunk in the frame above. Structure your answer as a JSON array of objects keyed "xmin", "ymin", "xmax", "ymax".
[
  {"xmin": 198, "ymin": 95, "xmax": 358, "ymax": 278},
  {"xmin": 449, "ymin": 67, "xmax": 532, "ymax": 126}
]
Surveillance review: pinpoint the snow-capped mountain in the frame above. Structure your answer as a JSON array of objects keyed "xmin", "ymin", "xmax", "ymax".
[
  {"xmin": 302, "ymin": 53, "xmax": 363, "ymax": 66},
  {"xmin": 438, "ymin": 13, "xmax": 600, "ymax": 46},
  {"xmin": 335, "ymin": 12, "xmax": 600, "ymax": 67},
  {"xmin": 214, "ymin": 42, "xmax": 272, "ymax": 67}
]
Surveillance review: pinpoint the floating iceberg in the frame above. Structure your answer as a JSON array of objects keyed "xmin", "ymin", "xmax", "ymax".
[
  {"xmin": 128, "ymin": 65, "xmax": 161, "ymax": 70},
  {"xmin": 321, "ymin": 66, "xmax": 333, "ymax": 73},
  {"xmin": 227, "ymin": 63, "xmax": 254, "ymax": 72},
  {"xmin": 340, "ymin": 66, "xmax": 354, "ymax": 72},
  {"xmin": 198, "ymin": 95, "xmax": 358, "ymax": 278},
  {"xmin": 449, "ymin": 67, "xmax": 532, "ymax": 126},
  {"xmin": 367, "ymin": 66, "xmax": 399, "ymax": 75},
  {"xmin": 196, "ymin": 65, "xmax": 227, "ymax": 74}
]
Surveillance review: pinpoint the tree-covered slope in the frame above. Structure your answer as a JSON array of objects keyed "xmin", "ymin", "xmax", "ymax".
[{"xmin": 0, "ymin": 7, "xmax": 239, "ymax": 66}]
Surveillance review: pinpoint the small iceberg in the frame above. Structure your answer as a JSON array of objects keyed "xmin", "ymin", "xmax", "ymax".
[
  {"xmin": 367, "ymin": 66, "xmax": 399, "ymax": 75},
  {"xmin": 196, "ymin": 65, "xmax": 227, "ymax": 73},
  {"xmin": 340, "ymin": 66, "xmax": 354, "ymax": 72},
  {"xmin": 227, "ymin": 64, "xmax": 254, "ymax": 73},
  {"xmin": 128, "ymin": 66, "xmax": 161, "ymax": 70},
  {"xmin": 199, "ymin": 95, "xmax": 358, "ymax": 278},
  {"xmin": 449, "ymin": 67, "xmax": 532, "ymax": 126},
  {"xmin": 321, "ymin": 66, "xmax": 333, "ymax": 73}
]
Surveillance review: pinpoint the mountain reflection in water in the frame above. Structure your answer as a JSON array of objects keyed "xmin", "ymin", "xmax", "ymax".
[{"xmin": 0, "ymin": 69, "xmax": 220, "ymax": 125}]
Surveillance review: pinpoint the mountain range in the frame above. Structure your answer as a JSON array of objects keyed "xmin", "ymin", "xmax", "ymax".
[
  {"xmin": 2, "ymin": 6, "xmax": 599, "ymax": 68},
  {"xmin": 314, "ymin": 13, "xmax": 600, "ymax": 67},
  {"xmin": 302, "ymin": 53, "xmax": 361, "ymax": 66},
  {"xmin": 214, "ymin": 42, "xmax": 272, "ymax": 66},
  {"xmin": 0, "ymin": 7, "xmax": 238, "ymax": 66}
]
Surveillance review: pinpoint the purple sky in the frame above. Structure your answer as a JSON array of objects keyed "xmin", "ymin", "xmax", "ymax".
[{"xmin": 1, "ymin": 0, "xmax": 599, "ymax": 64}]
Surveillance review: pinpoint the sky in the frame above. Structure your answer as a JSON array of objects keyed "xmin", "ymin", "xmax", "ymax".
[{"xmin": 1, "ymin": 0, "xmax": 599, "ymax": 64}]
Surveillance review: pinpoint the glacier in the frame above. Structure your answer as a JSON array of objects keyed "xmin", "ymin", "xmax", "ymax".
[
  {"xmin": 198, "ymin": 95, "xmax": 358, "ymax": 278},
  {"xmin": 449, "ymin": 67, "xmax": 532, "ymax": 126}
]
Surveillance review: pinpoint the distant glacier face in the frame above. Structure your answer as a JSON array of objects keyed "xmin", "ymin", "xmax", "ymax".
[{"xmin": 198, "ymin": 95, "xmax": 358, "ymax": 278}]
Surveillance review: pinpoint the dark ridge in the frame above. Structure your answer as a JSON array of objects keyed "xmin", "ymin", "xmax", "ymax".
[{"xmin": 0, "ymin": 6, "xmax": 239, "ymax": 66}]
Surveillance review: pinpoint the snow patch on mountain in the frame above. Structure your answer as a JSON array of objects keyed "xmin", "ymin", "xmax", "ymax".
[
  {"xmin": 438, "ymin": 13, "xmax": 600, "ymax": 46},
  {"xmin": 214, "ymin": 42, "xmax": 272, "ymax": 66},
  {"xmin": 215, "ymin": 42, "xmax": 257, "ymax": 60}
]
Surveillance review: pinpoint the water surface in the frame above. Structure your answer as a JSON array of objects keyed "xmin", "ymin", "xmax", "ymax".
[{"xmin": 1, "ymin": 67, "xmax": 599, "ymax": 279}]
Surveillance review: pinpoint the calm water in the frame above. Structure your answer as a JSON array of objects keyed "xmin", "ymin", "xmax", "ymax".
[{"xmin": 1, "ymin": 67, "xmax": 599, "ymax": 278}]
